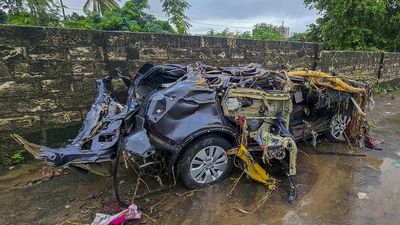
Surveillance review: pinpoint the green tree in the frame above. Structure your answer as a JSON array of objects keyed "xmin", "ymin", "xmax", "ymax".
[
  {"xmin": 206, "ymin": 28, "xmax": 252, "ymax": 39},
  {"xmin": 161, "ymin": 0, "xmax": 191, "ymax": 34},
  {"xmin": 64, "ymin": 0, "xmax": 175, "ymax": 34},
  {"xmin": 1, "ymin": 0, "xmax": 61, "ymax": 26},
  {"xmin": 287, "ymin": 24, "xmax": 323, "ymax": 42},
  {"xmin": 206, "ymin": 26, "xmax": 284, "ymax": 41},
  {"xmin": 207, "ymin": 28, "xmax": 235, "ymax": 38},
  {"xmin": 304, "ymin": 0, "xmax": 391, "ymax": 50},
  {"xmin": 288, "ymin": 32, "xmax": 309, "ymax": 42},
  {"xmin": 252, "ymin": 26, "xmax": 283, "ymax": 41},
  {"xmin": 63, "ymin": 12, "xmax": 100, "ymax": 29},
  {"xmin": 237, "ymin": 31, "xmax": 252, "ymax": 39},
  {"xmin": 303, "ymin": 23, "xmax": 323, "ymax": 43},
  {"xmin": 1, "ymin": 0, "xmax": 184, "ymax": 35},
  {"xmin": 382, "ymin": 0, "xmax": 400, "ymax": 51},
  {"xmin": 83, "ymin": 0, "xmax": 120, "ymax": 16}
]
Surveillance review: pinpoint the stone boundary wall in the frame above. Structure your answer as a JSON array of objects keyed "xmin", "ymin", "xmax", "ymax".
[
  {"xmin": 381, "ymin": 52, "xmax": 400, "ymax": 81},
  {"xmin": 0, "ymin": 25, "xmax": 399, "ymax": 164},
  {"xmin": 316, "ymin": 50, "xmax": 383, "ymax": 77}
]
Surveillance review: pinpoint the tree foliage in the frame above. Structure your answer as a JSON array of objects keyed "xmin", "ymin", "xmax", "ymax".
[
  {"xmin": 1, "ymin": 0, "xmax": 61, "ymax": 26},
  {"xmin": 287, "ymin": 32, "xmax": 309, "ymax": 42},
  {"xmin": 304, "ymin": 0, "xmax": 400, "ymax": 51},
  {"xmin": 383, "ymin": 0, "xmax": 400, "ymax": 51},
  {"xmin": 207, "ymin": 26, "xmax": 283, "ymax": 41},
  {"xmin": 0, "ymin": 0, "xmax": 177, "ymax": 34},
  {"xmin": 252, "ymin": 26, "xmax": 282, "ymax": 41},
  {"xmin": 206, "ymin": 28, "xmax": 252, "ymax": 39},
  {"xmin": 83, "ymin": 0, "xmax": 119, "ymax": 16},
  {"xmin": 207, "ymin": 28, "xmax": 230, "ymax": 37},
  {"xmin": 64, "ymin": 0, "xmax": 175, "ymax": 33},
  {"xmin": 287, "ymin": 24, "xmax": 323, "ymax": 42},
  {"xmin": 161, "ymin": 0, "xmax": 191, "ymax": 34}
]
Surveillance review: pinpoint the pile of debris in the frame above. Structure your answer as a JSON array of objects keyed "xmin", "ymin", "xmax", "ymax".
[{"xmin": 13, "ymin": 63, "xmax": 374, "ymax": 210}]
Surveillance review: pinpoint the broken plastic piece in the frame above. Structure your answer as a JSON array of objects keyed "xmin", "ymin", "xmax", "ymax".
[
  {"xmin": 236, "ymin": 144, "xmax": 276, "ymax": 190},
  {"xmin": 91, "ymin": 203, "xmax": 142, "ymax": 225},
  {"xmin": 123, "ymin": 116, "xmax": 155, "ymax": 158},
  {"xmin": 357, "ymin": 192, "xmax": 369, "ymax": 199}
]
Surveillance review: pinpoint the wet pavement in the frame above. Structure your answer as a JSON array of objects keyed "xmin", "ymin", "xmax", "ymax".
[{"xmin": 0, "ymin": 93, "xmax": 399, "ymax": 225}]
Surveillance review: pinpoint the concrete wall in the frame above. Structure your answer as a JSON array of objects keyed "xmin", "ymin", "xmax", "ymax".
[
  {"xmin": 0, "ymin": 25, "xmax": 399, "ymax": 164},
  {"xmin": 316, "ymin": 50, "xmax": 383, "ymax": 77},
  {"xmin": 381, "ymin": 52, "xmax": 400, "ymax": 81}
]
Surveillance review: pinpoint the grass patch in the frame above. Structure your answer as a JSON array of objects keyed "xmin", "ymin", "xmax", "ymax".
[
  {"xmin": 11, "ymin": 150, "xmax": 25, "ymax": 164},
  {"xmin": 373, "ymin": 85, "xmax": 400, "ymax": 95}
]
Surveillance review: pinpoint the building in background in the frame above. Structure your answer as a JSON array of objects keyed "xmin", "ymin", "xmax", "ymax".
[
  {"xmin": 255, "ymin": 21, "xmax": 290, "ymax": 38},
  {"xmin": 277, "ymin": 21, "xmax": 289, "ymax": 38}
]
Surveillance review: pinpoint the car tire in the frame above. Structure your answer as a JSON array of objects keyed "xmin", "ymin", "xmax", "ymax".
[
  {"xmin": 177, "ymin": 135, "xmax": 234, "ymax": 189},
  {"xmin": 324, "ymin": 114, "xmax": 352, "ymax": 142}
]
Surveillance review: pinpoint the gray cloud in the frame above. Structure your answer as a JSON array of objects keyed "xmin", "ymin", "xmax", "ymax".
[
  {"xmin": 64, "ymin": 0, "xmax": 318, "ymax": 33},
  {"xmin": 188, "ymin": 0, "xmax": 314, "ymax": 19}
]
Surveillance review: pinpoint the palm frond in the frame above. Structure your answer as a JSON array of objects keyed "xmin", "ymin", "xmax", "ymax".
[{"xmin": 84, "ymin": 0, "xmax": 120, "ymax": 15}]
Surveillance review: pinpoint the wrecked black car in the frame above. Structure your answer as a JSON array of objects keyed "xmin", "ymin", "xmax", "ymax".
[{"xmin": 13, "ymin": 63, "xmax": 371, "ymax": 205}]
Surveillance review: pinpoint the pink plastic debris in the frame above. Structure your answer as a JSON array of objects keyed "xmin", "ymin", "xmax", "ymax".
[{"xmin": 91, "ymin": 204, "xmax": 142, "ymax": 225}]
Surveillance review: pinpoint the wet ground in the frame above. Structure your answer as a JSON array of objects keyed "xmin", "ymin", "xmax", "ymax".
[{"xmin": 0, "ymin": 93, "xmax": 399, "ymax": 225}]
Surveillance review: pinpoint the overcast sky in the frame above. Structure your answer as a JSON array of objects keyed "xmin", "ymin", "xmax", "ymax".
[{"xmin": 63, "ymin": 0, "xmax": 319, "ymax": 34}]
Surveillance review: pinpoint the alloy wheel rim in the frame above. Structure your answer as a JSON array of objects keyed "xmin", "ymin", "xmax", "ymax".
[
  {"xmin": 330, "ymin": 115, "xmax": 351, "ymax": 140},
  {"xmin": 190, "ymin": 146, "xmax": 228, "ymax": 184}
]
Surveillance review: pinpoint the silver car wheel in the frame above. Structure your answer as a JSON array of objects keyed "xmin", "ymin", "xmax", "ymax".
[
  {"xmin": 330, "ymin": 115, "xmax": 351, "ymax": 141},
  {"xmin": 190, "ymin": 146, "xmax": 228, "ymax": 184}
]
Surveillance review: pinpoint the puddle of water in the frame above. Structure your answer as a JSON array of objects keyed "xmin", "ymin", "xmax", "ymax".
[
  {"xmin": 0, "ymin": 161, "xmax": 45, "ymax": 191},
  {"xmin": 348, "ymin": 93, "xmax": 400, "ymax": 225}
]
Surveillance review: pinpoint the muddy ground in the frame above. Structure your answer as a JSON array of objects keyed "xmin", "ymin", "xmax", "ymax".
[{"xmin": 0, "ymin": 93, "xmax": 399, "ymax": 225}]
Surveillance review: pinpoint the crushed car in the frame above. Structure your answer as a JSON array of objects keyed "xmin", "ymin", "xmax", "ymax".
[{"xmin": 12, "ymin": 63, "xmax": 373, "ymax": 205}]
